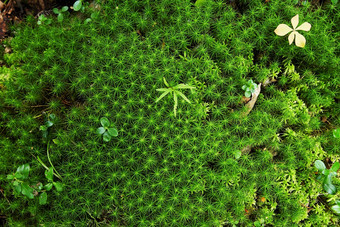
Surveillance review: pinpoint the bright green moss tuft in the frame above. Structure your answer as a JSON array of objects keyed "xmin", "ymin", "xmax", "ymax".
[{"xmin": 0, "ymin": 0, "xmax": 339, "ymax": 226}]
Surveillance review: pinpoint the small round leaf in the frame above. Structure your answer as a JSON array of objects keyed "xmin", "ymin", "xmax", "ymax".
[
  {"xmin": 100, "ymin": 117, "xmax": 110, "ymax": 127},
  {"xmin": 245, "ymin": 91, "xmax": 252, "ymax": 98},
  {"xmin": 58, "ymin": 13, "xmax": 64, "ymax": 22},
  {"xmin": 103, "ymin": 131, "xmax": 111, "ymax": 142},
  {"xmin": 108, "ymin": 128, "xmax": 118, "ymax": 137},
  {"xmin": 332, "ymin": 205, "xmax": 340, "ymax": 214},
  {"xmin": 315, "ymin": 160, "xmax": 326, "ymax": 171},
  {"xmin": 333, "ymin": 129, "xmax": 340, "ymax": 138},
  {"xmin": 73, "ymin": 1, "xmax": 82, "ymax": 11},
  {"xmin": 61, "ymin": 6, "xmax": 69, "ymax": 12},
  {"xmin": 96, "ymin": 127, "xmax": 106, "ymax": 135},
  {"xmin": 39, "ymin": 192, "xmax": 47, "ymax": 205}
]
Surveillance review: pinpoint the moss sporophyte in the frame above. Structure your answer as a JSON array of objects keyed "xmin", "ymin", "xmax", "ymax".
[{"xmin": 274, "ymin": 14, "xmax": 311, "ymax": 48}]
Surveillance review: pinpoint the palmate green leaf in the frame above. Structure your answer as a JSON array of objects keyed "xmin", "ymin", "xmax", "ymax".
[
  {"xmin": 39, "ymin": 192, "xmax": 47, "ymax": 205},
  {"xmin": 100, "ymin": 117, "xmax": 110, "ymax": 128}
]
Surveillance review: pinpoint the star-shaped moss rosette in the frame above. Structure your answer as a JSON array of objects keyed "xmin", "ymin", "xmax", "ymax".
[
  {"xmin": 274, "ymin": 14, "xmax": 311, "ymax": 48},
  {"xmin": 96, "ymin": 117, "xmax": 118, "ymax": 142}
]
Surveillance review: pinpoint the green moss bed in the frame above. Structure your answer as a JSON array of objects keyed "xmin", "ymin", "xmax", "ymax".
[{"xmin": 0, "ymin": 0, "xmax": 339, "ymax": 226}]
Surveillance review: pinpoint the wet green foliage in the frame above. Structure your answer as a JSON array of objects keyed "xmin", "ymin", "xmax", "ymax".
[{"xmin": 0, "ymin": 0, "xmax": 339, "ymax": 225}]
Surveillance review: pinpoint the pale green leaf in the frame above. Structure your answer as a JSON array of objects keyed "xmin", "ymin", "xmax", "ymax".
[{"xmin": 155, "ymin": 91, "xmax": 170, "ymax": 103}]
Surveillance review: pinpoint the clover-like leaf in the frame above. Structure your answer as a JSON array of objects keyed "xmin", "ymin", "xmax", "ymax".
[
  {"xmin": 103, "ymin": 131, "xmax": 111, "ymax": 142},
  {"xmin": 100, "ymin": 117, "xmax": 110, "ymax": 128},
  {"xmin": 39, "ymin": 192, "xmax": 48, "ymax": 205},
  {"xmin": 97, "ymin": 127, "xmax": 106, "ymax": 135},
  {"xmin": 108, "ymin": 128, "xmax": 118, "ymax": 137}
]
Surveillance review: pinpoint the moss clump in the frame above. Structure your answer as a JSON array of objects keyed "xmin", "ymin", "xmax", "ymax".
[{"xmin": 0, "ymin": 0, "xmax": 339, "ymax": 226}]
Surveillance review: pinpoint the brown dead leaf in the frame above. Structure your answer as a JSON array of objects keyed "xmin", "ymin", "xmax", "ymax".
[{"xmin": 241, "ymin": 96, "xmax": 251, "ymax": 103}]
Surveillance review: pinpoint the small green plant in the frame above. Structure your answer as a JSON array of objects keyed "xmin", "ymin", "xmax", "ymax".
[
  {"xmin": 40, "ymin": 113, "xmax": 56, "ymax": 140},
  {"xmin": 155, "ymin": 77, "xmax": 196, "ymax": 117},
  {"xmin": 315, "ymin": 160, "xmax": 339, "ymax": 195},
  {"xmin": 37, "ymin": 14, "xmax": 52, "ymax": 25},
  {"xmin": 331, "ymin": 0, "xmax": 338, "ymax": 5},
  {"xmin": 53, "ymin": 6, "xmax": 69, "ymax": 22},
  {"xmin": 333, "ymin": 129, "xmax": 340, "ymax": 138},
  {"xmin": 73, "ymin": 0, "xmax": 85, "ymax": 12},
  {"xmin": 97, "ymin": 117, "xmax": 118, "ymax": 142},
  {"xmin": 7, "ymin": 164, "xmax": 63, "ymax": 205},
  {"xmin": 242, "ymin": 79, "xmax": 258, "ymax": 98}
]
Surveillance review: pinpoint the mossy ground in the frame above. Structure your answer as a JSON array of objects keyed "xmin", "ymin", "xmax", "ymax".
[{"xmin": 0, "ymin": 0, "xmax": 339, "ymax": 226}]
